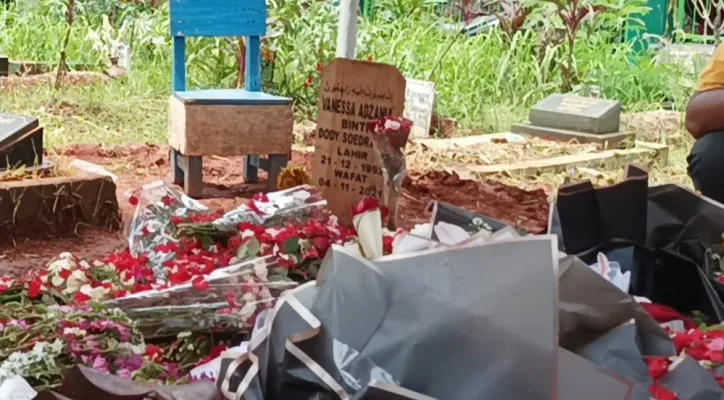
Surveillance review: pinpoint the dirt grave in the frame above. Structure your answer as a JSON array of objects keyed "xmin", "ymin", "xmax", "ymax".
[{"xmin": 0, "ymin": 144, "xmax": 550, "ymax": 273}]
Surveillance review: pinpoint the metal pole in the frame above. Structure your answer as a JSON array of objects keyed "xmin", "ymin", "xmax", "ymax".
[{"xmin": 336, "ymin": 0, "xmax": 359, "ymax": 58}]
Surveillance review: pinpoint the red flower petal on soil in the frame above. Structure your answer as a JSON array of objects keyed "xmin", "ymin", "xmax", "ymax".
[
  {"xmin": 73, "ymin": 291, "xmax": 91, "ymax": 304},
  {"xmin": 128, "ymin": 196, "xmax": 139, "ymax": 206},
  {"xmin": 646, "ymin": 357, "xmax": 670, "ymax": 380},
  {"xmin": 0, "ymin": 284, "xmax": 8, "ymax": 294},
  {"xmin": 161, "ymin": 195, "xmax": 174, "ymax": 206},
  {"xmin": 191, "ymin": 276, "xmax": 210, "ymax": 291},
  {"xmin": 649, "ymin": 384, "xmax": 677, "ymax": 400},
  {"xmin": 252, "ymin": 193, "xmax": 269, "ymax": 202}
]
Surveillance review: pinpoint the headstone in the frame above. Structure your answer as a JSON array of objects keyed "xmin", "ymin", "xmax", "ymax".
[
  {"xmin": 0, "ymin": 113, "xmax": 44, "ymax": 171},
  {"xmin": 0, "ymin": 56, "xmax": 8, "ymax": 77},
  {"xmin": 313, "ymin": 58, "xmax": 406, "ymax": 226},
  {"xmin": 512, "ymin": 94, "xmax": 632, "ymax": 145},
  {"xmin": 403, "ymin": 78, "xmax": 435, "ymax": 138},
  {"xmin": 112, "ymin": 42, "xmax": 131, "ymax": 71}
]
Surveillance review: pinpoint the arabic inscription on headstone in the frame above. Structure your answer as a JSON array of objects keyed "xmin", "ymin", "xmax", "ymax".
[{"xmin": 312, "ymin": 59, "xmax": 406, "ymax": 226}]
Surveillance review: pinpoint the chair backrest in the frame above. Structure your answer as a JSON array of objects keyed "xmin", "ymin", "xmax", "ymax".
[{"xmin": 170, "ymin": 0, "xmax": 267, "ymax": 92}]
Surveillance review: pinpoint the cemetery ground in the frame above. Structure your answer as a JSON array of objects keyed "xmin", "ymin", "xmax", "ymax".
[{"xmin": 0, "ymin": 74, "xmax": 692, "ymax": 272}]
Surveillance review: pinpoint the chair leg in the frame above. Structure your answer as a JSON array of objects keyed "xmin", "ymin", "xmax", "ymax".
[
  {"xmin": 170, "ymin": 148, "xmax": 184, "ymax": 185},
  {"xmin": 184, "ymin": 156, "xmax": 204, "ymax": 198},
  {"xmin": 267, "ymin": 154, "xmax": 288, "ymax": 191},
  {"xmin": 244, "ymin": 155, "xmax": 259, "ymax": 184}
]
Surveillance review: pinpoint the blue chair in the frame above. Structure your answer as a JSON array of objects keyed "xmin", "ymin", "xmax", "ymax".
[{"xmin": 168, "ymin": 0, "xmax": 292, "ymax": 197}]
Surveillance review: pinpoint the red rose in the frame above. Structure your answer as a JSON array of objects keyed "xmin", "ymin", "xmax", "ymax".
[
  {"xmin": 146, "ymin": 344, "xmax": 163, "ymax": 361},
  {"xmin": 170, "ymin": 216, "xmax": 184, "ymax": 225},
  {"xmin": 252, "ymin": 193, "xmax": 269, "ymax": 202},
  {"xmin": 352, "ymin": 197, "xmax": 388, "ymax": 219},
  {"xmin": 383, "ymin": 236, "xmax": 394, "ymax": 255},
  {"xmin": 191, "ymin": 276, "xmax": 210, "ymax": 291},
  {"xmin": 161, "ymin": 195, "xmax": 174, "ymax": 206},
  {"xmin": 649, "ymin": 384, "xmax": 677, "ymax": 400},
  {"xmin": 248, "ymin": 200, "xmax": 264, "ymax": 216},
  {"xmin": 73, "ymin": 291, "xmax": 91, "ymax": 304},
  {"xmin": 27, "ymin": 279, "xmax": 43, "ymax": 299},
  {"xmin": 128, "ymin": 195, "xmax": 139, "ymax": 206},
  {"xmin": 646, "ymin": 357, "xmax": 670, "ymax": 380}
]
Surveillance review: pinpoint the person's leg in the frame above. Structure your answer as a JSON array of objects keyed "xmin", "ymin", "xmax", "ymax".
[{"xmin": 688, "ymin": 131, "xmax": 724, "ymax": 203}]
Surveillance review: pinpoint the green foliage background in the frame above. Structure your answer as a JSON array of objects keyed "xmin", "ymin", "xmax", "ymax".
[{"xmin": 0, "ymin": 0, "xmax": 697, "ymax": 135}]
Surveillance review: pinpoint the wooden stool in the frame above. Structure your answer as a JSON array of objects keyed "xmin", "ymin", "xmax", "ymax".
[{"xmin": 168, "ymin": 0, "xmax": 292, "ymax": 197}]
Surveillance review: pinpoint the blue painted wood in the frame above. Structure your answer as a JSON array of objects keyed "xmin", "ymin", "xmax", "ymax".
[
  {"xmin": 172, "ymin": 37, "xmax": 186, "ymax": 91},
  {"xmin": 170, "ymin": 0, "xmax": 267, "ymax": 38},
  {"xmin": 245, "ymin": 36, "xmax": 262, "ymax": 92},
  {"xmin": 174, "ymin": 89, "xmax": 290, "ymax": 105}
]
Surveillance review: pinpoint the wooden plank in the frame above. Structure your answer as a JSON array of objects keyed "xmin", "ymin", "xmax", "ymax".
[
  {"xmin": 170, "ymin": 0, "xmax": 266, "ymax": 37},
  {"xmin": 168, "ymin": 96, "xmax": 293, "ymax": 157},
  {"xmin": 634, "ymin": 140, "xmax": 669, "ymax": 165},
  {"xmin": 413, "ymin": 133, "xmax": 524, "ymax": 150},
  {"xmin": 454, "ymin": 144, "xmax": 667, "ymax": 178}
]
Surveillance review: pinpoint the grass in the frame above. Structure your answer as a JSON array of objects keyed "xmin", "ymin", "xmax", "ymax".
[
  {"xmin": 0, "ymin": 0, "xmax": 706, "ymax": 191},
  {"xmin": 1, "ymin": 73, "xmax": 168, "ymax": 147}
]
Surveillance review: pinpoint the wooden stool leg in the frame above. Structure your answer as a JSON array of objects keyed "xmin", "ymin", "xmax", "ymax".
[
  {"xmin": 244, "ymin": 156, "xmax": 259, "ymax": 184},
  {"xmin": 170, "ymin": 148, "xmax": 184, "ymax": 185},
  {"xmin": 184, "ymin": 156, "xmax": 203, "ymax": 198},
  {"xmin": 267, "ymin": 154, "xmax": 288, "ymax": 191}
]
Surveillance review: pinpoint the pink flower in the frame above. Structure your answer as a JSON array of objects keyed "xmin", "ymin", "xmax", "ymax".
[
  {"xmin": 117, "ymin": 369, "xmax": 132, "ymax": 379},
  {"xmin": 709, "ymin": 338, "xmax": 724, "ymax": 352},
  {"xmin": 91, "ymin": 355, "xmax": 110, "ymax": 374}
]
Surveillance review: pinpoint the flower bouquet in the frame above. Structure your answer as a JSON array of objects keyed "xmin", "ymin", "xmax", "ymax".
[
  {"xmin": 178, "ymin": 185, "xmax": 329, "ymax": 237},
  {"xmin": 116, "ymin": 184, "xmax": 356, "ymax": 338},
  {"xmin": 368, "ymin": 116, "xmax": 412, "ymax": 230},
  {"xmin": 127, "ymin": 181, "xmax": 216, "ymax": 282},
  {"xmin": 105, "ymin": 256, "xmax": 296, "ymax": 339}
]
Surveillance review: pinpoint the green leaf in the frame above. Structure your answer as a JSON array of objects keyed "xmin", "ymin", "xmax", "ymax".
[
  {"xmin": 282, "ymin": 237, "xmax": 300, "ymax": 254},
  {"xmin": 41, "ymin": 294, "xmax": 58, "ymax": 306},
  {"xmin": 236, "ymin": 237, "xmax": 261, "ymax": 261},
  {"xmin": 246, "ymin": 238, "xmax": 260, "ymax": 258},
  {"xmin": 270, "ymin": 266, "xmax": 289, "ymax": 278}
]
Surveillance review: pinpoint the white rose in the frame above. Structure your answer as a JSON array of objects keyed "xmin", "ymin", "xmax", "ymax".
[{"xmin": 63, "ymin": 270, "xmax": 90, "ymax": 294}]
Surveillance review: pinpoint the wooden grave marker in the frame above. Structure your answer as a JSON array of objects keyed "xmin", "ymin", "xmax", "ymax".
[
  {"xmin": 403, "ymin": 78, "xmax": 435, "ymax": 138},
  {"xmin": 313, "ymin": 59, "xmax": 406, "ymax": 226},
  {"xmin": 512, "ymin": 94, "xmax": 632, "ymax": 145}
]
